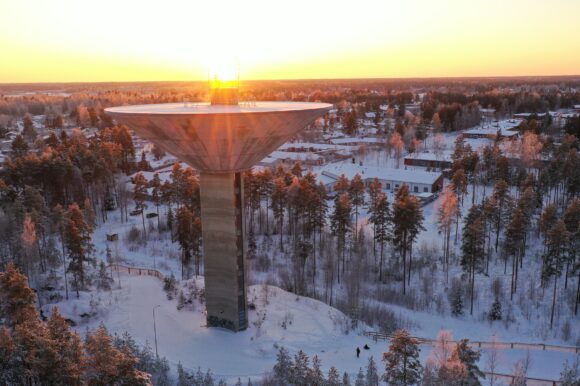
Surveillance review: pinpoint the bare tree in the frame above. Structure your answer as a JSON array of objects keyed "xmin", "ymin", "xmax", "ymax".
[{"xmin": 485, "ymin": 335, "xmax": 503, "ymax": 386}]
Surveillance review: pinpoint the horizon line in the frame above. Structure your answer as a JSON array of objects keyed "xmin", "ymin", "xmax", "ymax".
[{"xmin": 2, "ymin": 74, "xmax": 580, "ymax": 87}]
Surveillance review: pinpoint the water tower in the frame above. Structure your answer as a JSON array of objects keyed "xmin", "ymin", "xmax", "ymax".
[{"xmin": 105, "ymin": 75, "xmax": 331, "ymax": 331}]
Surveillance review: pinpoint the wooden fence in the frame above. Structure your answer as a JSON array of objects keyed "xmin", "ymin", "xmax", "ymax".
[
  {"xmin": 486, "ymin": 372, "xmax": 563, "ymax": 386},
  {"xmin": 106, "ymin": 263, "xmax": 164, "ymax": 280},
  {"xmin": 363, "ymin": 331, "xmax": 580, "ymax": 354}
]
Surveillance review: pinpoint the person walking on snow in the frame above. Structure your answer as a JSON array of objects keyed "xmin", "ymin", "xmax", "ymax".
[{"xmin": 356, "ymin": 347, "xmax": 361, "ymax": 358}]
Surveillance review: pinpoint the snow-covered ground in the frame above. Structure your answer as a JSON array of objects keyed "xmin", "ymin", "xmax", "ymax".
[{"xmin": 42, "ymin": 273, "xmax": 575, "ymax": 384}]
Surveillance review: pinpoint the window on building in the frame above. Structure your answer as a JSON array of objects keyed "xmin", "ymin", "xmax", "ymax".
[
  {"xmin": 424, "ymin": 187, "xmax": 429, "ymax": 193},
  {"xmin": 414, "ymin": 186, "xmax": 418, "ymax": 193},
  {"xmin": 386, "ymin": 183, "xmax": 391, "ymax": 190}
]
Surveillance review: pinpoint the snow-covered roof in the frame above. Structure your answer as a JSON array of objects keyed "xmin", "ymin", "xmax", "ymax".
[
  {"xmin": 258, "ymin": 157, "xmax": 279, "ymax": 166},
  {"xmin": 462, "ymin": 120, "xmax": 521, "ymax": 138},
  {"xmin": 269, "ymin": 150, "xmax": 323, "ymax": 161},
  {"xmin": 320, "ymin": 164, "xmax": 442, "ymax": 185},
  {"xmin": 330, "ymin": 137, "xmax": 386, "ymax": 145}
]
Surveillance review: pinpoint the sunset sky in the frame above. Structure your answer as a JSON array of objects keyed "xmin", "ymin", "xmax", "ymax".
[{"xmin": 1, "ymin": 0, "xmax": 579, "ymax": 83}]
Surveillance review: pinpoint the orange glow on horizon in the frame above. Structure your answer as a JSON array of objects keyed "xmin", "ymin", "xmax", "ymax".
[{"xmin": 0, "ymin": 0, "xmax": 579, "ymax": 83}]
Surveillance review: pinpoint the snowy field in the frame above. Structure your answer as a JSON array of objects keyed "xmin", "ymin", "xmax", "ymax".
[{"xmin": 48, "ymin": 273, "xmax": 576, "ymax": 384}]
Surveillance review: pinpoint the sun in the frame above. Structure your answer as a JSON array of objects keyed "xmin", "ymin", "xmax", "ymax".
[{"xmin": 208, "ymin": 55, "xmax": 239, "ymax": 89}]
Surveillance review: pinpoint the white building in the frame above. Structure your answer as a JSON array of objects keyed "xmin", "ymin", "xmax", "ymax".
[{"xmin": 319, "ymin": 164, "xmax": 444, "ymax": 195}]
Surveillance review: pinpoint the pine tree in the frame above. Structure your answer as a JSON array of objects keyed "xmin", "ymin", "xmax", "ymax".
[
  {"xmin": 191, "ymin": 217, "xmax": 203, "ymax": 277},
  {"xmin": 177, "ymin": 362, "xmax": 190, "ymax": 386},
  {"xmin": 65, "ymin": 203, "xmax": 95, "ymax": 296},
  {"xmin": 461, "ymin": 204, "xmax": 485, "ymax": 315},
  {"xmin": 0, "ymin": 327, "xmax": 17, "ymax": 384},
  {"xmin": 368, "ymin": 178, "xmax": 382, "ymax": 209},
  {"xmin": 152, "ymin": 144, "xmax": 165, "ymax": 160},
  {"xmin": 97, "ymin": 261, "xmax": 113, "ymax": 290},
  {"xmin": 22, "ymin": 113, "xmax": 37, "ymax": 141},
  {"xmin": 84, "ymin": 325, "xmax": 151, "ymax": 386},
  {"xmin": 311, "ymin": 181, "xmax": 329, "ymax": 280},
  {"xmin": 21, "ymin": 214, "xmax": 38, "ymax": 277},
  {"xmin": 331, "ymin": 193, "xmax": 352, "ymax": 283},
  {"xmin": 334, "ymin": 174, "xmax": 350, "ymax": 196},
  {"xmin": 150, "ymin": 173, "xmax": 162, "ymax": 229},
  {"xmin": 450, "ymin": 279, "xmax": 464, "ymax": 317},
  {"xmin": 368, "ymin": 192, "xmax": 391, "ymax": 282},
  {"xmin": 367, "ymin": 178, "xmax": 383, "ymax": 262},
  {"xmin": 12, "ymin": 133, "xmax": 30, "ymax": 159},
  {"xmin": 11, "ymin": 316, "xmax": 54, "ymax": 384},
  {"xmin": 271, "ymin": 177, "xmax": 287, "ymax": 252},
  {"xmin": 176, "ymin": 206, "xmax": 193, "ymax": 280},
  {"xmin": 355, "ymin": 367, "xmax": 366, "ymax": 386},
  {"xmin": 343, "ymin": 371, "xmax": 352, "ymax": 386},
  {"xmin": 488, "ymin": 299, "xmax": 502, "ymax": 321},
  {"xmin": 390, "ymin": 132, "xmax": 404, "ymax": 168},
  {"xmin": 166, "ymin": 207, "xmax": 174, "ymax": 240},
  {"xmin": 563, "ymin": 199, "xmax": 580, "ymax": 313},
  {"xmin": 0, "ymin": 263, "xmax": 38, "ymax": 326},
  {"xmin": 308, "ymin": 354, "xmax": 325, "ymax": 385},
  {"xmin": 505, "ymin": 207, "xmax": 526, "ymax": 299},
  {"xmin": 437, "ymin": 187, "xmax": 458, "ymax": 283},
  {"xmin": 291, "ymin": 161, "xmax": 303, "ymax": 178},
  {"xmin": 273, "ymin": 347, "xmax": 293, "ymax": 382},
  {"xmin": 291, "ymin": 350, "xmax": 310, "ymax": 385},
  {"xmin": 449, "ymin": 339, "xmax": 485, "ymax": 386},
  {"xmin": 492, "ymin": 180, "xmax": 510, "ymax": 252},
  {"xmin": 539, "ymin": 203, "xmax": 558, "ymax": 240},
  {"xmin": 392, "ymin": 185, "xmax": 425, "ymax": 294},
  {"xmin": 543, "ymin": 220, "xmax": 569, "ymax": 329},
  {"xmin": 344, "ymin": 109, "xmax": 358, "ymax": 136},
  {"xmin": 451, "ymin": 168, "xmax": 468, "ymax": 204},
  {"xmin": 46, "ymin": 308, "xmax": 85, "ymax": 385},
  {"xmin": 133, "ymin": 172, "xmax": 149, "ymax": 237},
  {"xmin": 138, "ymin": 150, "xmax": 150, "ymax": 171},
  {"xmin": 194, "ymin": 366, "xmax": 205, "ymax": 385},
  {"xmin": 350, "ymin": 173, "xmax": 366, "ymax": 238},
  {"xmin": 327, "ymin": 366, "xmax": 341, "ymax": 386},
  {"xmin": 366, "ymin": 356, "xmax": 379, "ymax": 386},
  {"xmin": 83, "ymin": 198, "xmax": 97, "ymax": 230},
  {"xmin": 383, "ymin": 329, "xmax": 423, "ymax": 386}
]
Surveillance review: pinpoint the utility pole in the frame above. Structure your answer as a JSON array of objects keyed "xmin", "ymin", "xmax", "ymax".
[{"xmin": 153, "ymin": 305, "xmax": 161, "ymax": 358}]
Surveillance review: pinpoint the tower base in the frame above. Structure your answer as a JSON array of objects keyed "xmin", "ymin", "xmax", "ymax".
[{"xmin": 200, "ymin": 172, "xmax": 247, "ymax": 331}]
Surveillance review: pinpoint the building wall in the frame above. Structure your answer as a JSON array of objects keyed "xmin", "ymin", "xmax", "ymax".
[{"xmin": 404, "ymin": 158, "xmax": 452, "ymax": 169}]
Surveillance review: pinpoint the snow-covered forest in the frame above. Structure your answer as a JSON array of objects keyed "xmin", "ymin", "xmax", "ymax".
[{"xmin": 0, "ymin": 79, "xmax": 579, "ymax": 385}]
